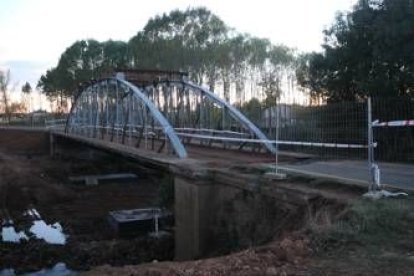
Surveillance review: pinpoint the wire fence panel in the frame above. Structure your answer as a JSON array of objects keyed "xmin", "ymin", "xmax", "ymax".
[
  {"xmin": 240, "ymin": 101, "xmax": 369, "ymax": 160},
  {"xmin": 240, "ymin": 97, "xmax": 414, "ymax": 163},
  {"xmin": 0, "ymin": 113, "xmax": 67, "ymax": 128},
  {"xmin": 372, "ymin": 97, "xmax": 414, "ymax": 162}
]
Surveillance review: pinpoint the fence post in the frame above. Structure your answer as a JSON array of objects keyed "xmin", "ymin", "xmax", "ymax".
[
  {"xmin": 367, "ymin": 97, "xmax": 380, "ymax": 191},
  {"xmin": 367, "ymin": 97, "xmax": 373, "ymax": 190},
  {"xmin": 269, "ymin": 95, "xmax": 286, "ymax": 179},
  {"xmin": 275, "ymin": 98, "xmax": 279, "ymax": 174}
]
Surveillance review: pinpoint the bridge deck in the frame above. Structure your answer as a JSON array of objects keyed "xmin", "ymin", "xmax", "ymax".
[
  {"xmin": 186, "ymin": 144, "xmax": 303, "ymax": 167},
  {"xmin": 53, "ymin": 132, "xmax": 283, "ymax": 166}
]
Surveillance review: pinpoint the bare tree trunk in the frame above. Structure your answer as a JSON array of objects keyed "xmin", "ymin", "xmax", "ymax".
[
  {"xmin": 223, "ymin": 77, "xmax": 230, "ymax": 103},
  {"xmin": 0, "ymin": 70, "xmax": 11, "ymax": 124},
  {"xmin": 208, "ymin": 67, "xmax": 216, "ymax": 92},
  {"xmin": 3, "ymin": 93, "xmax": 10, "ymax": 123},
  {"xmin": 236, "ymin": 78, "xmax": 244, "ymax": 107},
  {"xmin": 234, "ymin": 67, "xmax": 245, "ymax": 107},
  {"xmin": 60, "ymin": 91, "xmax": 64, "ymax": 112}
]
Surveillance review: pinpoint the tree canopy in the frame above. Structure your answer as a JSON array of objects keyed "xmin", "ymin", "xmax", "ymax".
[
  {"xmin": 297, "ymin": 0, "xmax": 414, "ymax": 102},
  {"xmin": 0, "ymin": 70, "xmax": 11, "ymax": 121},
  {"xmin": 21, "ymin": 82, "xmax": 32, "ymax": 94},
  {"xmin": 37, "ymin": 7, "xmax": 295, "ymax": 109}
]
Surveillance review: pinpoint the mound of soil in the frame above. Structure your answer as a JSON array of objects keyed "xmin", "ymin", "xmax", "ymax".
[{"xmin": 84, "ymin": 234, "xmax": 311, "ymax": 276}]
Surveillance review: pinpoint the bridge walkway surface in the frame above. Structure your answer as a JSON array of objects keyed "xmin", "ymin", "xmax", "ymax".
[{"xmin": 280, "ymin": 160, "xmax": 414, "ymax": 191}]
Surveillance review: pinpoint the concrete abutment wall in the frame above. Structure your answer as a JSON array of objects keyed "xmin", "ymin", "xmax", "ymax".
[{"xmin": 173, "ymin": 168, "xmax": 320, "ymax": 260}]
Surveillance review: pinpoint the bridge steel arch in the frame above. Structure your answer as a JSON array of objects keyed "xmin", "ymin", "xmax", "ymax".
[
  {"xmin": 66, "ymin": 74, "xmax": 275, "ymax": 158},
  {"xmin": 66, "ymin": 77, "xmax": 188, "ymax": 158},
  {"xmin": 141, "ymin": 80, "xmax": 276, "ymax": 154}
]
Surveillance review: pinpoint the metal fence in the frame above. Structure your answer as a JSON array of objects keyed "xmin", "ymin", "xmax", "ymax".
[
  {"xmin": 240, "ymin": 100, "xmax": 369, "ymax": 160},
  {"xmin": 239, "ymin": 97, "xmax": 414, "ymax": 163},
  {"xmin": 371, "ymin": 97, "xmax": 414, "ymax": 162},
  {"xmin": 0, "ymin": 113, "xmax": 67, "ymax": 128}
]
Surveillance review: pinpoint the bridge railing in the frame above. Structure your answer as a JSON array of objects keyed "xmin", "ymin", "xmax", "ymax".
[
  {"xmin": 45, "ymin": 118, "xmax": 67, "ymax": 130},
  {"xmin": 0, "ymin": 113, "xmax": 68, "ymax": 128},
  {"xmin": 65, "ymin": 122, "xmax": 261, "ymax": 153}
]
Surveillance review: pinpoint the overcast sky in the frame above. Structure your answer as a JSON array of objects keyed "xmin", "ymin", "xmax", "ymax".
[{"xmin": 0, "ymin": 0, "xmax": 357, "ymax": 88}]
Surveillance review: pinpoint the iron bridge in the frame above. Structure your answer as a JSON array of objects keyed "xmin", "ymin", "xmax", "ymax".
[{"xmin": 63, "ymin": 69, "xmax": 275, "ymax": 158}]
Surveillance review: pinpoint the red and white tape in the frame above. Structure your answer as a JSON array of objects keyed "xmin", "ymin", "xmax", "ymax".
[
  {"xmin": 175, "ymin": 132, "xmax": 373, "ymax": 148},
  {"xmin": 372, "ymin": 119, "xmax": 414, "ymax": 127}
]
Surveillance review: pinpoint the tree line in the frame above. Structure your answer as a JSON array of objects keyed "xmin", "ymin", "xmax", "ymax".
[
  {"xmin": 37, "ymin": 1, "xmax": 414, "ymax": 112},
  {"xmin": 36, "ymin": 7, "xmax": 295, "ymax": 110}
]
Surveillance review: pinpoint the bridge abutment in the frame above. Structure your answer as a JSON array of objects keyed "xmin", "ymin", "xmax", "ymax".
[{"xmin": 171, "ymin": 163, "xmax": 324, "ymax": 261}]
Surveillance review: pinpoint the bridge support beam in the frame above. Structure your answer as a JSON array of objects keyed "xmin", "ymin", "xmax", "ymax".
[{"xmin": 174, "ymin": 174, "xmax": 217, "ymax": 260}]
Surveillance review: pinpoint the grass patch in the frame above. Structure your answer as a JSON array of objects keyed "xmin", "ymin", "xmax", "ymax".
[
  {"xmin": 308, "ymin": 195, "xmax": 414, "ymax": 275},
  {"xmin": 310, "ymin": 195, "xmax": 414, "ymax": 250}
]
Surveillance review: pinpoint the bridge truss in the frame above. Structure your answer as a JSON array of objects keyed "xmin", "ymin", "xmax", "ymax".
[{"xmin": 66, "ymin": 70, "xmax": 275, "ymax": 158}]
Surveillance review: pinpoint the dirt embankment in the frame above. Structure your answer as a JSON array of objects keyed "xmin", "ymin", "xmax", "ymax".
[{"xmin": 84, "ymin": 234, "xmax": 310, "ymax": 276}]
